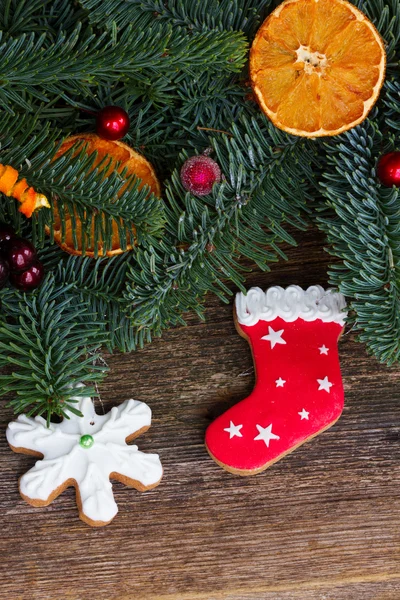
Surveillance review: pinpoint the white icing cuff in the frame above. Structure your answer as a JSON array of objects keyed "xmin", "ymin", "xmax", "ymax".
[{"xmin": 235, "ymin": 285, "xmax": 347, "ymax": 326}]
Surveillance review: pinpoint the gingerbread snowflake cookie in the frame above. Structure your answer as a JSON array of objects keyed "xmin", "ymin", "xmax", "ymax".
[
  {"xmin": 6, "ymin": 393, "xmax": 163, "ymax": 526},
  {"xmin": 205, "ymin": 285, "xmax": 347, "ymax": 475}
]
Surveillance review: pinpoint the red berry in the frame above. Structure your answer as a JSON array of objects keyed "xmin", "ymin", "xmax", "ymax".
[
  {"xmin": 10, "ymin": 260, "xmax": 44, "ymax": 291},
  {"xmin": 96, "ymin": 106, "xmax": 130, "ymax": 141},
  {"xmin": 377, "ymin": 151, "xmax": 400, "ymax": 187},
  {"xmin": 180, "ymin": 155, "xmax": 222, "ymax": 197},
  {"xmin": 0, "ymin": 223, "xmax": 16, "ymax": 252},
  {"xmin": 7, "ymin": 237, "xmax": 37, "ymax": 272},
  {"xmin": 0, "ymin": 256, "xmax": 9, "ymax": 289},
  {"xmin": 0, "ymin": 223, "xmax": 15, "ymax": 243}
]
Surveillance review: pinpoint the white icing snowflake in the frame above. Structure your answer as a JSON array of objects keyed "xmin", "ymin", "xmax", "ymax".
[{"xmin": 6, "ymin": 394, "xmax": 163, "ymax": 526}]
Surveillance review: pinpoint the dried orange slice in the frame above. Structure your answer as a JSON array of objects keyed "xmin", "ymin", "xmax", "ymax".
[
  {"xmin": 50, "ymin": 133, "xmax": 161, "ymax": 257},
  {"xmin": 250, "ymin": 0, "xmax": 386, "ymax": 137}
]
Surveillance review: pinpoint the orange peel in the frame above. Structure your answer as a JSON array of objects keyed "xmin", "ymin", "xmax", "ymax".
[{"xmin": 0, "ymin": 164, "xmax": 50, "ymax": 217}]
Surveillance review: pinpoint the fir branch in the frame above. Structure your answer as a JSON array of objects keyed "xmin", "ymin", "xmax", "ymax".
[
  {"xmin": 0, "ymin": 0, "xmax": 83, "ymax": 39},
  {"xmin": 3, "ymin": 137, "xmax": 167, "ymax": 256},
  {"xmin": 384, "ymin": 79, "xmax": 400, "ymax": 139},
  {"xmin": 316, "ymin": 120, "xmax": 400, "ymax": 365},
  {"xmin": 79, "ymin": 0, "xmax": 273, "ymax": 36},
  {"xmin": 124, "ymin": 116, "xmax": 313, "ymax": 343},
  {"xmin": 0, "ymin": 110, "xmax": 61, "ymax": 168},
  {"xmin": 0, "ymin": 273, "xmax": 108, "ymax": 422},
  {"xmin": 52, "ymin": 253, "xmax": 137, "ymax": 352},
  {"xmin": 0, "ymin": 23, "xmax": 247, "ymax": 112},
  {"xmin": 176, "ymin": 75, "xmax": 248, "ymax": 128}
]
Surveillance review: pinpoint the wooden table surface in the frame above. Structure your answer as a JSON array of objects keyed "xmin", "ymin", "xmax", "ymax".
[{"xmin": 1, "ymin": 227, "xmax": 400, "ymax": 600}]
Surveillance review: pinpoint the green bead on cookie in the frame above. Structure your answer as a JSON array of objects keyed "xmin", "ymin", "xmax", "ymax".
[{"xmin": 79, "ymin": 434, "xmax": 94, "ymax": 449}]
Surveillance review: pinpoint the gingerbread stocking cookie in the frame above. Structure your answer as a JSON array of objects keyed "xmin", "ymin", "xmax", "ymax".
[{"xmin": 205, "ymin": 285, "xmax": 347, "ymax": 475}]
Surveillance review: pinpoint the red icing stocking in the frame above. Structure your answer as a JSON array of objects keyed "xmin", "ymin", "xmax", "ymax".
[{"xmin": 205, "ymin": 285, "xmax": 347, "ymax": 475}]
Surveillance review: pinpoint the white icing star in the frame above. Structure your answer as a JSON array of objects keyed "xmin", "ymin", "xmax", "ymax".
[
  {"xmin": 317, "ymin": 376, "xmax": 333, "ymax": 393},
  {"xmin": 261, "ymin": 326, "xmax": 286, "ymax": 349},
  {"xmin": 224, "ymin": 421, "xmax": 243, "ymax": 439},
  {"xmin": 298, "ymin": 409, "xmax": 310, "ymax": 420},
  {"xmin": 319, "ymin": 345, "xmax": 329, "ymax": 355},
  {"xmin": 254, "ymin": 424, "xmax": 280, "ymax": 447},
  {"xmin": 6, "ymin": 393, "xmax": 163, "ymax": 526},
  {"xmin": 275, "ymin": 378, "xmax": 286, "ymax": 388}
]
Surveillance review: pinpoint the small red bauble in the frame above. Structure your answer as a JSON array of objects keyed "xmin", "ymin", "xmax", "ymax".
[
  {"xmin": 377, "ymin": 151, "xmax": 400, "ymax": 187},
  {"xmin": 7, "ymin": 237, "xmax": 37, "ymax": 272},
  {"xmin": 10, "ymin": 260, "xmax": 45, "ymax": 291},
  {"xmin": 180, "ymin": 155, "xmax": 222, "ymax": 197},
  {"xmin": 96, "ymin": 106, "xmax": 130, "ymax": 141}
]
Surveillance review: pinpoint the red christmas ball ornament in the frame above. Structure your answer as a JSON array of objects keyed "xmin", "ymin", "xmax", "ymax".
[
  {"xmin": 180, "ymin": 155, "xmax": 222, "ymax": 197},
  {"xmin": 96, "ymin": 106, "xmax": 130, "ymax": 141},
  {"xmin": 377, "ymin": 151, "xmax": 400, "ymax": 187},
  {"xmin": 10, "ymin": 260, "xmax": 45, "ymax": 291}
]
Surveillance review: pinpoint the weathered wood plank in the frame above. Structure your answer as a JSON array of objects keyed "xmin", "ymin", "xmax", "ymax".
[{"xmin": 1, "ymin": 227, "xmax": 400, "ymax": 600}]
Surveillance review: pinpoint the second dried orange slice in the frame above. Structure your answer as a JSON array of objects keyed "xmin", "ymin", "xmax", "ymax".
[
  {"xmin": 50, "ymin": 134, "xmax": 161, "ymax": 257},
  {"xmin": 250, "ymin": 0, "xmax": 386, "ymax": 137}
]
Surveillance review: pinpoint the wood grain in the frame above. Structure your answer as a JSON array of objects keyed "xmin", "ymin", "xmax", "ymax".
[{"xmin": 1, "ymin": 226, "xmax": 400, "ymax": 600}]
